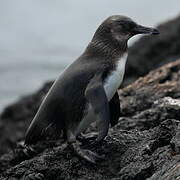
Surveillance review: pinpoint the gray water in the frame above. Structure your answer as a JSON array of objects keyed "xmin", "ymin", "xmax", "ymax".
[{"xmin": 0, "ymin": 0, "xmax": 180, "ymax": 112}]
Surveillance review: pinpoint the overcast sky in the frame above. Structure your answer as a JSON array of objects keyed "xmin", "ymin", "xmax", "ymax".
[{"xmin": 0, "ymin": 0, "xmax": 179, "ymax": 63}]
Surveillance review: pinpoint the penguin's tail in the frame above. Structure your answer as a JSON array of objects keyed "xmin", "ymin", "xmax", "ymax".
[
  {"xmin": 24, "ymin": 98, "xmax": 62, "ymax": 145},
  {"xmin": 24, "ymin": 113, "xmax": 53, "ymax": 145}
]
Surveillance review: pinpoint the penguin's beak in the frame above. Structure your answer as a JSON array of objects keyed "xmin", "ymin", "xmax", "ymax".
[{"xmin": 133, "ymin": 25, "xmax": 159, "ymax": 35}]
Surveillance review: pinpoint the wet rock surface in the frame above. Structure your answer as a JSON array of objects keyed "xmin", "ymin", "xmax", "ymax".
[{"xmin": 0, "ymin": 60, "xmax": 179, "ymax": 180}]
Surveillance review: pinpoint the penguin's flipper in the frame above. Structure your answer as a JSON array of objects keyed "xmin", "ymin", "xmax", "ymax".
[
  {"xmin": 85, "ymin": 72, "xmax": 110, "ymax": 142},
  {"xmin": 109, "ymin": 91, "xmax": 120, "ymax": 127}
]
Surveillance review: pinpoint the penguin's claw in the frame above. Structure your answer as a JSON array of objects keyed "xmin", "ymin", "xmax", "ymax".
[
  {"xmin": 81, "ymin": 149, "xmax": 96, "ymax": 164},
  {"xmin": 70, "ymin": 141, "xmax": 104, "ymax": 164},
  {"xmin": 82, "ymin": 149, "xmax": 105, "ymax": 163},
  {"xmin": 82, "ymin": 138, "xmax": 103, "ymax": 150},
  {"xmin": 77, "ymin": 132, "xmax": 97, "ymax": 144},
  {"xmin": 89, "ymin": 139, "xmax": 99, "ymax": 146}
]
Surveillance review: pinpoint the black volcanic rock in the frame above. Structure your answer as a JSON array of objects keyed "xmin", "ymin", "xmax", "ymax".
[
  {"xmin": 1, "ymin": 15, "xmax": 180, "ymax": 156},
  {"xmin": 0, "ymin": 60, "xmax": 180, "ymax": 180},
  {"xmin": 0, "ymin": 81, "xmax": 53, "ymax": 156},
  {"xmin": 1, "ymin": 15, "xmax": 180, "ymax": 179}
]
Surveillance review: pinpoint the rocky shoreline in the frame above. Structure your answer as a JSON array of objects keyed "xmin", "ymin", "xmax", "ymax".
[
  {"xmin": 0, "ymin": 15, "xmax": 180, "ymax": 180},
  {"xmin": 0, "ymin": 59, "xmax": 179, "ymax": 180}
]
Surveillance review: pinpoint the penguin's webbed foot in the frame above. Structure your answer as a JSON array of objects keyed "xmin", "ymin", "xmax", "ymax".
[
  {"xmin": 70, "ymin": 141, "xmax": 104, "ymax": 164},
  {"xmin": 82, "ymin": 149, "xmax": 105, "ymax": 163},
  {"xmin": 77, "ymin": 132, "xmax": 105, "ymax": 150},
  {"xmin": 77, "ymin": 132, "xmax": 97, "ymax": 144},
  {"xmin": 23, "ymin": 145, "xmax": 37, "ymax": 157}
]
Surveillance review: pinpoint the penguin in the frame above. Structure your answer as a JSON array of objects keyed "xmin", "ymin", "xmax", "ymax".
[{"xmin": 25, "ymin": 15, "xmax": 159, "ymax": 163}]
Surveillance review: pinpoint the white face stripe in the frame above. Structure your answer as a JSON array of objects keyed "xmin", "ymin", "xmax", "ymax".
[{"xmin": 104, "ymin": 53, "xmax": 128, "ymax": 101}]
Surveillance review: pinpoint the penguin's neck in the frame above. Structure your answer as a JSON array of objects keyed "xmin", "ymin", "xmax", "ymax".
[
  {"xmin": 85, "ymin": 37, "xmax": 127, "ymax": 59},
  {"xmin": 85, "ymin": 36, "xmax": 128, "ymax": 101}
]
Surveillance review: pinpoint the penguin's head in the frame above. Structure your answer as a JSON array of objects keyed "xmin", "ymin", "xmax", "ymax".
[{"xmin": 94, "ymin": 15, "xmax": 159, "ymax": 43}]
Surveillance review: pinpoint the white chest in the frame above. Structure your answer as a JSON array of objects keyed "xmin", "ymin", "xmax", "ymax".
[{"xmin": 104, "ymin": 53, "xmax": 128, "ymax": 101}]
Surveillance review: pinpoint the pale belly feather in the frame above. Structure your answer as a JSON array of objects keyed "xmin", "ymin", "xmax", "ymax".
[
  {"xmin": 104, "ymin": 53, "xmax": 128, "ymax": 101},
  {"xmin": 75, "ymin": 53, "xmax": 128, "ymax": 135}
]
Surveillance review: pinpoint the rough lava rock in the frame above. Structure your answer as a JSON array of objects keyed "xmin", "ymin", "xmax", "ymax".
[
  {"xmin": 0, "ymin": 60, "xmax": 180, "ymax": 180},
  {"xmin": 0, "ymin": 81, "xmax": 53, "ymax": 156},
  {"xmin": 1, "ymin": 14, "xmax": 180, "ymax": 157},
  {"xmin": 1, "ymin": 15, "xmax": 180, "ymax": 179}
]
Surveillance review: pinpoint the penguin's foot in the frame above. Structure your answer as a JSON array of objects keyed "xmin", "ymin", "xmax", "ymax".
[
  {"xmin": 16, "ymin": 142, "xmax": 37, "ymax": 158},
  {"xmin": 81, "ymin": 149, "xmax": 105, "ymax": 163},
  {"xmin": 70, "ymin": 141, "xmax": 104, "ymax": 164},
  {"xmin": 23, "ymin": 145, "xmax": 38, "ymax": 157},
  {"xmin": 78, "ymin": 134, "xmax": 104, "ymax": 149},
  {"xmin": 77, "ymin": 132, "xmax": 98, "ymax": 144},
  {"xmin": 83, "ymin": 139, "xmax": 104, "ymax": 150}
]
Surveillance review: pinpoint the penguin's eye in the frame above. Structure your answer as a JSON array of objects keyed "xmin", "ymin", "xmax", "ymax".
[{"xmin": 117, "ymin": 21, "xmax": 136, "ymax": 31}]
